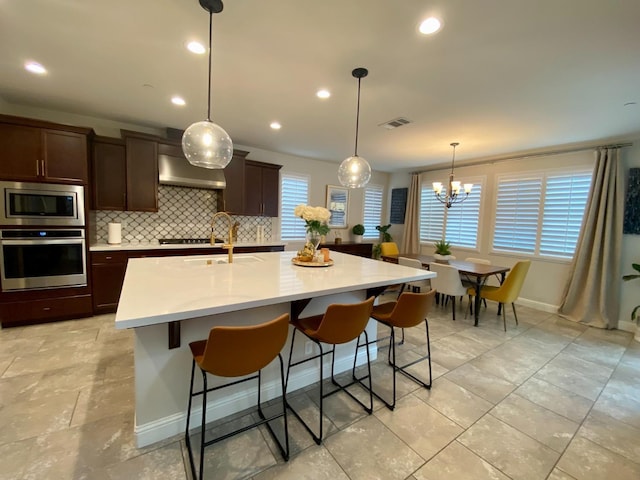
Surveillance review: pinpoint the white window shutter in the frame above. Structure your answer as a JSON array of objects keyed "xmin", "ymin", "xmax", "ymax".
[
  {"xmin": 363, "ymin": 185, "xmax": 383, "ymax": 238},
  {"xmin": 280, "ymin": 173, "xmax": 309, "ymax": 240}
]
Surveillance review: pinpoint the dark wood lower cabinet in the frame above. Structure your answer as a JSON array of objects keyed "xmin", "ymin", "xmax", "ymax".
[
  {"xmin": 91, "ymin": 245, "xmax": 285, "ymax": 314},
  {"xmin": 0, "ymin": 294, "xmax": 92, "ymax": 327},
  {"xmin": 319, "ymin": 242, "xmax": 373, "ymax": 258}
]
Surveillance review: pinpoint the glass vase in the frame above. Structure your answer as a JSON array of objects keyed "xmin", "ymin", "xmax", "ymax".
[{"xmin": 306, "ymin": 231, "xmax": 322, "ymax": 251}]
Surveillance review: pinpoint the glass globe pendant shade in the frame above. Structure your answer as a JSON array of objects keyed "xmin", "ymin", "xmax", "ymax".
[
  {"xmin": 338, "ymin": 154, "xmax": 371, "ymax": 189},
  {"xmin": 182, "ymin": 120, "xmax": 233, "ymax": 169}
]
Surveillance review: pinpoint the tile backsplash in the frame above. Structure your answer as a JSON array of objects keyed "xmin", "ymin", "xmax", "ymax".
[{"xmin": 92, "ymin": 185, "xmax": 273, "ymax": 244}]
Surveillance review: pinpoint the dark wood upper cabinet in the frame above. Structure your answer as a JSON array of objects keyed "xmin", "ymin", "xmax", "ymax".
[
  {"xmin": 217, "ymin": 152, "xmax": 281, "ymax": 216},
  {"xmin": 92, "ymin": 137, "xmax": 126, "ymax": 210},
  {"xmin": 42, "ymin": 129, "xmax": 89, "ymax": 183},
  {"xmin": 0, "ymin": 117, "xmax": 90, "ymax": 184},
  {"xmin": 91, "ymin": 134, "xmax": 158, "ymax": 212},
  {"xmin": 125, "ymin": 136, "xmax": 158, "ymax": 212},
  {"xmin": 218, "ymin": 150, "xmax": 247, "ymax": 214}
]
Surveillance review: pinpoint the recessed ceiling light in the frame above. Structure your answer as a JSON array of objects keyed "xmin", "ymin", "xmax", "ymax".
[
  {"xmin": 270, "ymin": 122, "xmax": 282, "ymax": 130},
  {"xmin": 187, "ymin": 41, "xmax": 206, "ymax": 54},
  {"xmin": 25, "ymin": 61, "xmax": 47, "ymax": 75},
  {"xmin": 316, "ymin": 89, "xmax": 331, "ymax": 99},
  {"xmin": 419, "ymin": 17, "xmax": 442, "ymax": 35},
  {"xmin": 171, "ymin": 96, "xmax": 186, "ymax": 106}
]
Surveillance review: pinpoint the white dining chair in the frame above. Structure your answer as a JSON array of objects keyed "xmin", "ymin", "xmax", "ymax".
[
  {"xmin": 429, "ymin": 262, "xmax": 470, "ymax": 321},
  {"xmin": 398, "ymin": 257, "xmax": 431, "ymax": 294}
]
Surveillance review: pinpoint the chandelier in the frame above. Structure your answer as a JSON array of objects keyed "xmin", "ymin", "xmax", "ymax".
[
  {"xmin": 182, "ymin": 0, "xmax": 233, "ymax": 169},
  {"xmin": 432, "ymin": 142, "xmax": 472, "ymax": 208},
  {"xmin": 338, "ymin": 67, "xmax": 371, "ymax": 189}
]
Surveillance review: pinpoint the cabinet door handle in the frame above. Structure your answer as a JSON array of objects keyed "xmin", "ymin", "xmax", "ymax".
[
  {"xmin": 43, "ymin": 307, "xmax": 51, "ymax": 311},
  {"xmin": 36, "ymin": 160, "xmax": 40, "ymax": 176},
  {"xmin": 41, "ymin": 160, "xmax": 45, "ymax": 177},
  {"xmin": 105, "ymin": 256, "xmax": 112, "ymax": 260}
]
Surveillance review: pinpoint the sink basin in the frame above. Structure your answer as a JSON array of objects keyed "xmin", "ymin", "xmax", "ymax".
[{"xmin": 184, "ymin": 255, "xmax": 263, "ymax": 266}]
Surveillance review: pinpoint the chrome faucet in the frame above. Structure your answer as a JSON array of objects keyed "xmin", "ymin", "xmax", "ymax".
[{"xmin": 211, "ymin": 212, "xmax": 234, "ymax": 264}]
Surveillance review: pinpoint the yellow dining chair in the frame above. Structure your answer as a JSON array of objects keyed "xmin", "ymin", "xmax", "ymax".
[
  {"xmin": 380, "ymin": 242, "xmax": 399, "ymax": 257},
  {"xmin": 468, "ymin": 260, "xmax": 531, "ymax": 331}
]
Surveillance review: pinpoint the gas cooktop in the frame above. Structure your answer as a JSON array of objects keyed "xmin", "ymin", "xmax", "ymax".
[{"xmin": 158, "ymin": 238, "xmax": 224, "ymax": 245}]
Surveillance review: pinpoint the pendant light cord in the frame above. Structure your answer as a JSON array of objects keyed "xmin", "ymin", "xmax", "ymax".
[
  {"xmin": 206, "ymin": 11, "xmax": 213, "ymax": 122},
  {"xmin": 354, "ymin": 76, "xmax": 361, "ymax": 156},
  {"xmin": 450, "ymin": 143, "xmax": 456, "ymax": 175}
]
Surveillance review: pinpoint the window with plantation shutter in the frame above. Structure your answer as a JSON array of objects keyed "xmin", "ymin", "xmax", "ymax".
[
  {"xmin": 419, "ymin": 186, "xmax": 445, "ymax": 243},
  {"xmin": 493, "ymin": 176, "xmax": 542, "ymax": 254},
  {"xmin": 445, "ymin": 183, "xmax": 482, "ymax": 248},
  {"xmin": 280, "ymin": 173, "xmax": 309, "ymax": 240},
  {"xmin": 540, "ymin": 172, "xmax": 591, "ymax": 257},
  {"xmin": 492, "ymin": 169, "xmax": 592, "ymax": 258},
  {"xmin": 363, "ymin": 185, "xmax": 383, "ymax": 238},
  {"xmin": 419, "ymin": 177, "xmax": 482, "ymax": 248}
]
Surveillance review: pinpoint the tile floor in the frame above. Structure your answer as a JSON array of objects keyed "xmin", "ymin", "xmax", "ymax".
[{"xmin": 1, "ymin": 300, "xmax": 639, "ymax": 480}]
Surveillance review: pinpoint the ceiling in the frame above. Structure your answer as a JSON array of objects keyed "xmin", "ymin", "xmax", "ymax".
[{"xmin": 1, "ymin": 0, "xmax": 639, "ymax": 172}]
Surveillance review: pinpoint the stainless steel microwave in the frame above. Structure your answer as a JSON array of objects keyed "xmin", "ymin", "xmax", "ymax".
[{"xmin": 0, "ymin": 181, "xmax": 85, "ymax": 227}]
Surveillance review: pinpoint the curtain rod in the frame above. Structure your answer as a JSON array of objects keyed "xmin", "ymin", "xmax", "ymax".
[{"xmin": 411, "ymin": 142, "xmax": 634, "ymax": 175}]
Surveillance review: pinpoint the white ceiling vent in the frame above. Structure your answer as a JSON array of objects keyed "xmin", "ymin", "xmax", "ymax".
[{"xmin": 379, "ymin": 117, "xmax": 412, "ymax": 130}]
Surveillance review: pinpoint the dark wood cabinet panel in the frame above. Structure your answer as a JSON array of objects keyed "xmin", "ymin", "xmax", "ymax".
[
  {"xmin": 42, "ymin": 130, "xmax": 89, "ymax": 183},
  {"xmin": 243, "ymin": 161, "xmax": 263, "ymax": 215},
  {"xmin": 0, "ymin": 122, "xmax": 89, "ymax": 184},
  {"xmin": 319, "ymin": 242, "xmax": 373, "ymax": 258},
  {"xmin": 217, "ymin": 150, "xmax": 247, "ymax": 214},
  {"xmin": 0, "ymin": 123, "xmax": 40, "ymax": 180},
  {"xmin": 91, "ymin": 252, "xmax": 128, "ymax": 314},
  {"xmin": 126, "ymin": 137, "xmax": 158, "ymax": 212},
  {"xmin": 261, "ymin": 164, "xmax": 280, "ymax": 216},
  {"xmin": 92, "ymin": 138, "xmax": 126, "ymax": 210},
  {"xmin": 0, "ymin": 294, "xmax": 92, "ymax": 327}
]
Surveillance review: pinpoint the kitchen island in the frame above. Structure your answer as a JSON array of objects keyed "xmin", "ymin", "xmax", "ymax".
[{"xmin": 115, "ymin": 251, "xmax": 434, "ymax": 447}]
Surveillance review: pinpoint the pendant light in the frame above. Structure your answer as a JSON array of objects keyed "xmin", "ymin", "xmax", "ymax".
[
  {"xmin": 432, "ymin": 142, "xmax": 473, "ymax": 208},
  {"xmin": 338, "ymin": 67, "xmax": 371, "ymax": 189},
  {"xmin": 182, "ymin": 0, "xmax": 233, "ymax": 169}
]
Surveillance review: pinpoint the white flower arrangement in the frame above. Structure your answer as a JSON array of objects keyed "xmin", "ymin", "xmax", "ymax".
[{"xmin": 294, "ymin": 204, "xmax": 331, "ymax": 236}]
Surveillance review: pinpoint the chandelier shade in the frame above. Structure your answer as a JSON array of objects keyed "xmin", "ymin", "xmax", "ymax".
[
  {"xmin": 433, "ymin": 142, "xmax": 472, "ymax": 208},
  {"xmin": 338, "ymin": 67, "xmax": 371, "ymax": 189},
  {"xmin": 182, "ymin": 0, "xmax": 233, "ymax": 169}
]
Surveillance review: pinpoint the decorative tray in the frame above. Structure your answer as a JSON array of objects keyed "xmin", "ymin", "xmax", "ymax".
[{"xmin": 291, "ymin": 258, "xmax": 334, "ymax": 267}]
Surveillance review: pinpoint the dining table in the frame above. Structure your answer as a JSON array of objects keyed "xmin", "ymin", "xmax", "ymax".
[{"xmin": 381, "ymin": 253, "xmax": 511, "ymax": 326}]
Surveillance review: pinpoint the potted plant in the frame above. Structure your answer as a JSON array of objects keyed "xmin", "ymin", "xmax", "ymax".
[
  {"xmin": 433, "ymin": 239, "xmax": 452, "ymax": 263},
  {"xmin": 623, "ymin": 262, "xmax": 640, "ymax": 329},
  {"xmin": 352, "ymin": 224, "xmax": 365, "ymax": 243},
  {"xmin": 372, "ymin": 224, "xmax": 393, "ymax": 259}
]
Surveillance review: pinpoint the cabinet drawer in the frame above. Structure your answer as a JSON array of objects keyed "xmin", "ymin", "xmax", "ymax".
[
  {"xmin": 91, "ymin": 251, "xmax": 129, "ymax": 264},
  {"xmin": 0, "ymin": 294, "xmax": 92, "ymax": 327}
]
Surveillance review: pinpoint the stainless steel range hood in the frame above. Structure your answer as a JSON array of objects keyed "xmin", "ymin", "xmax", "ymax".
[{"xmin": 158, "ymin": 153, "xmax": 226, "ymax": 189}]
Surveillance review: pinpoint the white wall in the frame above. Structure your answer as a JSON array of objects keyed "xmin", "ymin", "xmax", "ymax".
[{"xmin": 620, "ymin": 142, "xmax": 640, "ymax": 334}]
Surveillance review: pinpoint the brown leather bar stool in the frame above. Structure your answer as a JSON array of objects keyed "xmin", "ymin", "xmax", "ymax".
[
  {"xmin": 355, "ymin": 290, "xmax": 436, "ymax": 410},
  {"xmin": 285, "ymin": 296, "xmax": 375, "ymax": 444},
  {"xmin": 185, "ymin": 313, "xmax": 290, "ymax": 480}
]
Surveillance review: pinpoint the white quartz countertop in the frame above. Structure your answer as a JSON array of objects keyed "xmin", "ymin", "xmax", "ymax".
[
  {"xmin": 91, "ymin": 241, "xmax": 286, "ymax": 251},
  {"xmin": 115, "ymin": 251, "xmax": 435, "ymax": 329}
]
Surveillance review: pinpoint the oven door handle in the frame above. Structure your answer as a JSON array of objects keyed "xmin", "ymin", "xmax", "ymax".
[{"xmin": 0, "ymin": 238, "xmax": 85, "ymax": 246}]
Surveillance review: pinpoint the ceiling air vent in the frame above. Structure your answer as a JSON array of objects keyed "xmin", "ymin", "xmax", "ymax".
[{"xmin": 379, "ymin": 117, "xmax": 411, "ymax": 130}]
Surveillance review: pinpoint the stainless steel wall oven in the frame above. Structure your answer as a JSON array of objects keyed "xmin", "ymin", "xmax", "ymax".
[{"xmin": 0, "ymin": 229, "xmax": 87, "ymax": 291}]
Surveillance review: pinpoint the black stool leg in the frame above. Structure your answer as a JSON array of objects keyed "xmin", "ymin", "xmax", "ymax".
[
  {"xmin": 185, "ymin": 360, "xmax": 197, "ymax": 479},
  {"xmin": 199, "ymin": 369, "xmax": 208, "ymax": 480}
]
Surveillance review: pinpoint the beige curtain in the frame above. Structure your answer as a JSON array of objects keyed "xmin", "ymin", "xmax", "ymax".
[
  {"xmin": 400, "ymin": 173, "xmax": 421, "ymax": 254},
  {"xmin": 559, "ymin": 148, "xmax": 624, "ymax": 329}
]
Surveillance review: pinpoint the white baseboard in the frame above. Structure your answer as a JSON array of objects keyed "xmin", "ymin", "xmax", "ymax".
[
  {"xmin": 135, "ymin": 348, "xmax": 373, "ymax": 447},
  {"xmin": 517, "ymin": 298, "xmax": 559, "ymax": 313}
]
